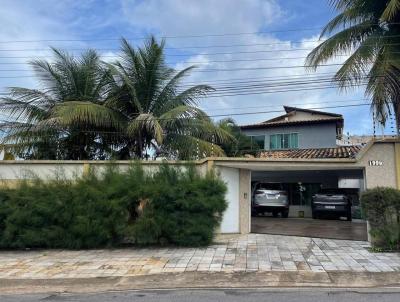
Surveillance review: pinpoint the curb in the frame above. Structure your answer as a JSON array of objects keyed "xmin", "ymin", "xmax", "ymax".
[{"xmin": 1, "ymin": 271, "xmax": 400, "ymax": 294}]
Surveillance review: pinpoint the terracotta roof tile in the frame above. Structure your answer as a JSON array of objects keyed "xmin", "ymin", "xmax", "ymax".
[{"xmin": 258, "ymin": 145, "xmax": 362, "ymax": 159}]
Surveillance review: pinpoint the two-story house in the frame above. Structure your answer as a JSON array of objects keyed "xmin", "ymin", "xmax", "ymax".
[
  {"xmin": 239, "ymin": 106, "xmax": 359, "ymax": 220},
  {"xmin": 240, "ymin": 106, "xmax": 344, "ymax": 151}
]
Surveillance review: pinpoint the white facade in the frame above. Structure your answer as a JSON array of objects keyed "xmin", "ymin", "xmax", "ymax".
[{"xmin": 217, "ymin": 167, "xmax": 240, "ymax": 233}]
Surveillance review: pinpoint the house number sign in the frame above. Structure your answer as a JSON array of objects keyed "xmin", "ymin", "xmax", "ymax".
[{"xmin": 368, "ymin": 160, "xmax": 383, "ymax": 166}]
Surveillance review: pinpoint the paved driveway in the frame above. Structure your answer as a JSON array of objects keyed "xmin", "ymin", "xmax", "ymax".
[
  {"xmin": 0, "ymin": 234, "xmax": 398, "ymax": 280},
  {"xmin": 251, "ymin": 217, "xmax": 368, "ymax": 241}
]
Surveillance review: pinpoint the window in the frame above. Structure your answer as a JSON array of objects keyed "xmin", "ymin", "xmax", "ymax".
[
  {"xmin": 250, "ymin": 135, "xmax": 265, "ymax": 149},
  {"xmin": 270, "ymin": 133, "xmax": 298, "ymax": 150}
]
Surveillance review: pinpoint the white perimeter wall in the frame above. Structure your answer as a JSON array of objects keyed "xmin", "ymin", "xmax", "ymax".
[
  {"xmin": 217, "ymin": 166, "xmax": 240, "ymax": 233},
  {"xmin": 0, "ymin": 162, "xmax": 200, "ymax": 180}
]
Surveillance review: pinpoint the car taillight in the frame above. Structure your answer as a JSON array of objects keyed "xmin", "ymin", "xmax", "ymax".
[{"xmin": 280, "ymin": 192, "xmax": 288, "ymax": 196}]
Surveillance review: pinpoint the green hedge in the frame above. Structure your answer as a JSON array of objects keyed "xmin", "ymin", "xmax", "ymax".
[
  {"xmin": 0, "ymin": 164, "xmax": 227, "ymax": 249},
  {"xmin": 361, "ymin": 187, "xmax": 400, "ymax": 250}
]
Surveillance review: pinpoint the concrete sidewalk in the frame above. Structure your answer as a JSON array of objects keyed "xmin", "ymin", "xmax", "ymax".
[{"xmin": 0, "ymin": 234, "xmax": 399, "ymax": 293}]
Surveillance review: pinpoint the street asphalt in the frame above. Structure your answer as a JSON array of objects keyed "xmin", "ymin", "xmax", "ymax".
[{"xmin": 1, "ymin": 288, "xmax": 400, "ymax": 302}]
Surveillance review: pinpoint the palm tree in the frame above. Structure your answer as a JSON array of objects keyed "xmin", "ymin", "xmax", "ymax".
[
  {"xmin": 107, "ymin": 37, "xmax": 233, "ymax": 159},
  {"xmin": 0, "ymin": 38, "xmax": 232, "ymax": 160},
  {"xmin": 306, "ymin": 0, "xmax": 400, "ymax": 132},
  {"xmin": 216, "ymin": 118, "xmax": 259, "ymax": 157},
  {"xmin": 0, "ymin": 49, "xmax": 122, "ymax": 159}
]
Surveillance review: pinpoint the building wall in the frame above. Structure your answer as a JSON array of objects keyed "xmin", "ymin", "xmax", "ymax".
[
  {"xmin": 356, "ymin": 143, "xmax": 397, "ymax": 189},
  {"xmin": 241, "ymin": 122, "xmax": 337, "ymax": 150}
]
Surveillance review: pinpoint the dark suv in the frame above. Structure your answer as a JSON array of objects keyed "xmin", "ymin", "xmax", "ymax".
[{"xmin": 311, "ymin": 188, "xmax": 352, "ymax": 221}]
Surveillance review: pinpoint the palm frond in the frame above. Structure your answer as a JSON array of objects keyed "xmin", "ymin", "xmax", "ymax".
[
  {"xmin": 161, "ymin": 133, "xmax": 225, "ymax": 160},
  {"xmin": 152, "ymin": 66, "xmax": 197, "ymax": 114},
  {"xmin": 333, "ymin": 32, "xmax": 383, "ymax": 87},
  {"xmin": 320, "ymin": 8, "xmax": 370, "ymax": 37},
  {"xmin": 0, "ymin": 96, "xmax": 47, "ymax": 122},
  {"xmin": 127, "ymin": 113, "xmax": 164, "ymax": 144},
  {"xmin": 306, "ymin": 20, "xmax": 379, "ymax": 68},
  {"xmin": 172, "ymin": 85, "xmax": 214, "ymax": 107},
  {"xmin": 382, "ymin": 0, "xmax": 400, "ymax": 21},
  {"xmin": 51, "ymin": 101, "xmax": 125, "ymax": 129},
  {"xmin": 366, "ymin": 51, "xmax": 400, "ymax": 124}
]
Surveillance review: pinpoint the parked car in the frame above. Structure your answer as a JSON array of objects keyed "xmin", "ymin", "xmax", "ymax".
[
  {"xmin": 311, "ymin": 188, "xmax": 352, "ymax": 221},
  {"xmin": 252, "ymin": 183, "xmax": 289, "ymax": 218}
]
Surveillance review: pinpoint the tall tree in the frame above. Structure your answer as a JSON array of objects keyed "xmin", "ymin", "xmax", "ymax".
[
  {"xmin": 107, "ymin": 37, "xmax": 232, "ymax": 159},
  {"xmin": 0, "ymin": 49, "xmax": 121, "ymax": 159},
  {"xmin": 306, "ymin": 0, "xmax": 400, "ymax": 132},
  {"xmin": 216, "ymin": 118, "xmax": 259, "ymax": 157},
  {"xmin": 0, "ymin": 38, "xmax": 233, "ymax": 160}
]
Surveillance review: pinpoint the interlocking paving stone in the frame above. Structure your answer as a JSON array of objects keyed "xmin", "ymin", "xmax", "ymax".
[{"xmin": 0, "ymin": 234, "xmax": 399, "ymax": 279}]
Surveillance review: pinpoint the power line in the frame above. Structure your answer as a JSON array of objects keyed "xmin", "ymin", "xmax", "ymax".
[
  {"xmin": 0, "ymin": 75, "xmax": 374, "ymax": 97},
  {"xmin": 1, "ymin": 22, "xmax": 400, "ymax": 43},
  {"xmin": 205, "ymin": 83, "xmax": 367, "ymax": 98},
  {"xmin": 0, "ymin": 72, "xmax": 356, "ymax": 94},
  {"xmin": 180, "ymin": 72, "xmax": 341, "ymax": 85},
  {"xmin": 209, "ymin": 103, "xmax": 370, "ymax": 118},
  {"xmin": 2, "ymin": 34, "xmax": 400, "ymax": 52},
  {"xmin": 0, "ymin": 47, "xmax": 326, "ymax": 59},
  {"xmin": 181, "ymin": 75, "xmax": 374, "ymax": 89},
  {"xmin": 0, "ymin": 63, "xmax": 346, "ymax": 73},
  {"xmin": 0, "ymin": 27, "xmax": 331, "ymax": 44},
  {"xmin": 0, "ymin": 82, "xmax": 368, "ymax": 100},
  {"xmin": 0, "ymin": 72, "xmax": 349, "ymax": 93},
  {"xmin": 205, "ymin": 99, "xmax": 369, "ymax": 111},
  {"xmin": 0, "ymin": 63, "xmax": 378, "ymax": 78},
  {"xmin": 0, "ymin": 55, "xmax": 342, "ymax": 67},
  {"xmin": 183, "ymin": 76, "xmax": 363, "ymax": 92},
  {"xmin": 3, "ymin": 51, "xmax": 400, "ymax": 67},
  {"xmin": 2, "ymin": 42, "xmax": 400, "ymax": 59},
  {"xmin": 0, "ymin": 103, "xmax": 372, "ymax": 132},
  {"xmin": 0, "ymin": 76, "xmax": 370, "ymax": 97},
  {"xmin": 205, "ymin": 79, "xmax": 365, "ymax": 93}
]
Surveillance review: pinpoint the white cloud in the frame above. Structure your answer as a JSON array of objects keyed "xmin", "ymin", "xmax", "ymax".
[
  {"xmin": 0, "ymin": 0, "xmax": 376, "ymax": 134},
  {"xmin": 118, "ymin": 0, "xmax": 372, "ymax": 135},
  {"xmin": 0, "ymin": 0, "xmax": 87, "ymax": 91},
  {"xmin": 121, "ymin": 0, "xmax": 284, "ymax": 38}
]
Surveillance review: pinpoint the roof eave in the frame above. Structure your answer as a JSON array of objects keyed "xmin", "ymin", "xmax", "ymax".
[{"xmin": 240, "ymin": 118, "xmax": 343, "ymax": 129}]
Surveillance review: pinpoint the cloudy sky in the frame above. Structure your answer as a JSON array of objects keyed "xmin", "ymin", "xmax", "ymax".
[{"xmin": 0, "ymin": 0, "xmax": 394, "ymax": 135}]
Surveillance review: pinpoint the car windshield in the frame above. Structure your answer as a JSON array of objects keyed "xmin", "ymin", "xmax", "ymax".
[
  {"xmin": 319, "ymin": 189, "xmax": 346, "ymax": 195},
  {"xmin": 258, "ymin": 183, "xmax": 282, "ymax": 190}
]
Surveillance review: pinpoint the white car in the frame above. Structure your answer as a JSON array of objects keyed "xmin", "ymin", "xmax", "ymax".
[{"xmin": 252, "ymin": 183, "xmax": 289, "ymax": 218}]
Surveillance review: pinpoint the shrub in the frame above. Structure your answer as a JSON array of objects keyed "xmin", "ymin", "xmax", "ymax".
[
  {"xmin": 0, "ymin": 163, "xmax": 227, "ymax": 249},
  {"xmin": 132, "ymin": 165, "xmax": 227, "ymax": 246},
  {"xmin": 361, "ymin": 187, "xmax": 400, "ymax": 250},
  {"xmin": 0, "ymin": 175, "xmax": 129, "ymax": 249}
]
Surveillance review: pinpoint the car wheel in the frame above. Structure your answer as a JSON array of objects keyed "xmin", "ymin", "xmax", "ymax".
[
  {"xmin": 312, "ymin": 211, "xmax": 318, "ymax": 219},
  {"xmin": 272, "ymin": 211, "xmax": 279, "ymax": 218},
  {"xmin": 281, "ymin": 210, "xmax": 289, "ymax": 218}
]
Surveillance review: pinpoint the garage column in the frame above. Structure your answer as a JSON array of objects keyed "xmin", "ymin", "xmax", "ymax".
[{"xmin": 239, "ymin": 169, "xmax": 251, "ymax": 234}]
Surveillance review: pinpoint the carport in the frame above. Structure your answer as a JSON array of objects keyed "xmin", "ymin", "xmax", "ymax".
[
  {"xmin": 213, "ymin": 140, "xmax": 399, "ymax": 241},
  {"xmin": 251, "ymin": 168, "xmax": 366, "ymax": 240}
]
